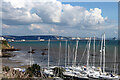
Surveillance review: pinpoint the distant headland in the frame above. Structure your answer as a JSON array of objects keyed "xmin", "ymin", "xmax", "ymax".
[{"xmin": 2, "ymin": 35, "xmax": 117, "ymax": 42}]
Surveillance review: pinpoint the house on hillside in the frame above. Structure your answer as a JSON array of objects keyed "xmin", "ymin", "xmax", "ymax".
[{"xmin": 0, "ymin": 37, "xmax": 6, "ymax": 40}]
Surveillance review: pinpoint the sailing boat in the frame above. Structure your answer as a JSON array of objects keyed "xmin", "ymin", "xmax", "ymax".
[
  {"xmin": 93, "ymin": 35, "xmax": 96, "ymax": 67},
  {"xmin": 58, "ymin": 41, "xmax": 61, "ymax": 66},
  {"xmin": 65, "ymin": 40, "xmax": 67, "ymax": 67},
  {"xmin": 88, "ymin": 33, "xmax": 119, "ymax": 79},
  {"xmin": 63, "ymin": 40, "xmax": 90, "ymax": 79},
  {"xmin": 43, "ymin": 39, "xmax": 54, "ymax": 76},
  {"xmin": 44, "ymin": 40, "xmax": 63, "ymax": 77},
  {"xmin": 99, "ymin": 36, "xmax": 119, "ymax": 79},
  {"xmin": 29, "ymin": 47, "xmax": 34, "ymax": 67}
]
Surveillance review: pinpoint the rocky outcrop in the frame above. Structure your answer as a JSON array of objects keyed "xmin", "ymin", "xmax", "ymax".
[
  {"xmin": 0, "ymin": 40, "xmax": 19, "ymax": 57},
  {"xmin": 1, "ymin": 40, "xmax": 11, "ymax": 49}
]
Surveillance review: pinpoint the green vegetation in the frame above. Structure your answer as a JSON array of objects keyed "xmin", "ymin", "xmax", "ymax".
[
  {"xmin": 26, "ymin": 64, "xmax": 41, "ymax": 77},
  {"xmin": 3, "ymin": 66, "xmax": 10, "ymax": 72},
  {"xmin": 1, "ymin": 40, "xmax": 11, "ymax": 49},
  {"xmin": 53, "ymin": 67, "xmax": 65, "ymax": 78}
]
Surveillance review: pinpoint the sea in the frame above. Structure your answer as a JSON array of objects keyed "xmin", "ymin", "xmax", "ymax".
[{"xmin": 8, "ymin": 40, "xmax": 119, "ymax": 73}]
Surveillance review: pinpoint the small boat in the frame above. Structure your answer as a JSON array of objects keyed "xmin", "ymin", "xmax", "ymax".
[
  {"xmin": 99, "ymin": 73, "xmax": 119, "ymax": 79},
  {"xmin": 28, "ymin": 49, "xmax": 35, "ymax": 54},
  {"xmin": 41, "ymin": 48, "xmax": 48, "ymax": 51},
  {"xmin": 43, "ymin": 68, "xmax": 54, "ymax": 77},
  {"xmin": 43, "ymin": 39, "xmax": 56, "ymax": 77},
  {"xmin": 41, "ymin": 52, "xmax": 47, "ymax": 55}
]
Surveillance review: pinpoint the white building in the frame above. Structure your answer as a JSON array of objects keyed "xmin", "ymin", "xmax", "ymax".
[
  {"xmin": 0, "ymin": 37, "xmax": 6, "ymax": 40},
  {"xmin": 21, "ymin": 39, "xmax": 25, "ymax": 41},
  {"xmin": 38, "ymin": 37, "xmax": 45, "ymax": 41},
  {"xmin": 71, "ymin": 37, "xmax": 76, "ymax": 40},
  {"xmin": 76, "ymin": 37, "xmax": 81, "ymax": 40}
]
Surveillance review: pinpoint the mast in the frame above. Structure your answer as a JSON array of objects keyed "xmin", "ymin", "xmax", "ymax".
[
  {"xmin": 114, "ymin": 46, "xmax": 117, "ymax": 74},
  {"xmin": 93, "ymin": 35, "xmax": 95, "ymax": 67},
  {"xmin": 87, "ymin": 37, "xmax": 91, "ymax": 67},
  {"xmin": 74, "ymin": 40, "xmax": 79, "ymax": 67},
  {"xmin": 48, "ymin": 39, "xmax": 50, "ymax": 69},
  {"xmin": 68, "ymin": 44, "xmax": 70, "ymax": 66},
  {"xmin": 100, "ymin": 35, "xmax": 103, "ymax": 68},
  {"xmin": 72, "ymin": 47, "xmax": 75, "ymax": 67},
  {"xmin": 30, "ymin": 47, "xmax": 32, "ymax": 67},
  {"xmin": 58, "ymin": 41, "xmax": 61, "ymax": 66},
  {"xmin": 65, "ymin": 40, "xmax": 67, "ymax": 67},
  {"xmin": 103, "ymin": 33, "xmax": 105, "ymax": 73}
]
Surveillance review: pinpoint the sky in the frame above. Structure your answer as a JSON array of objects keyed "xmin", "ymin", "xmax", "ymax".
[
  {"xmin": 58, "ymin": 0, "xmax": 119, "ymax": 2},
  {"xmin": 1, "ymin": 0, "xmax": 118, "ymax": 38}
]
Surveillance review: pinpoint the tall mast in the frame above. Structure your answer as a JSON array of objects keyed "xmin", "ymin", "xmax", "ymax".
[
  {"xmin": 72, "ymin": 47, "xmax": 75, "ymax": 67},
  {"xmin": 65, "ymin": 40, "xmax": 67, "ymax": 67},
  {"xmin": 30, "ymin": 47, "xmax": 32, "ymax": 67},
  {"xmin": 100, "ymin": 35, "xmax": 103, "ymax": 68},
  {"xmin": 103, "ymin": 33, "xmax": 105, "ymax": 73},
  {"xmin": 73, "ymin": 40, "xmax": 79, "ymax": 67},
  {"xmin": 68, "ymin": 44, "xmax": 70, "ymax": 66},
  {"xmin": 87, "ymin": 37, "xmax": 91, "ymax": 67},
  {"xmin": 58, "ymin": 41, "xmax": 61, "ymax": 66},
  {"xmin": 48, "ymin": 39, "xmax": 50, "ymax": 69},
  {"xmin": 93, "ymin": 35, "xmax": 95, "ymax": 67},
  {"xmin": 114, "ymin": 46, "xmax": 117, "ymax": 74}
]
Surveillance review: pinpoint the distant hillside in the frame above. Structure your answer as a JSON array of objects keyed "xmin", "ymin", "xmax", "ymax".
[
  {"xmin": 3, "ymin": 35, "xmax": 58, "ymax": 40},
  {"xmin": 2, "ymin": 35, "xmax": 114, "ymax": 41},
  {"xmin": 2, "ymin": 35, "xmax": 68, "ymax": 41}
]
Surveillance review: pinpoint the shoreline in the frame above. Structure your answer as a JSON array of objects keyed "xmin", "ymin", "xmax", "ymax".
[{"xmin": 2, "ymin": 58, "xmax": 22, "ymax": 68}]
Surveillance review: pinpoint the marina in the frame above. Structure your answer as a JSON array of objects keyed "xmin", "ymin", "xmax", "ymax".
[
  {"xmin": 43, "ymin": 33, "xmax": 119, "ymax": 79},
  {"xmin": 1, "ymin": 0, "xmax": 119, "ymax": 79},
  {"xmin": 2, "ymin": 33, "xmax": 119, "ymax": 80}
]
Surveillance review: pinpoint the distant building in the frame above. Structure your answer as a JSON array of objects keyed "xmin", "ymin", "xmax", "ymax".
[
  {"xmin": 21, "ymin": 39, "xmax": 25, "ymax": 41},
  {"xmin": 56, "ymin": 37, "xmax": 60, "ymax": 40},
  {"xmin": 40, "ymin": 39, "xmax": 45, "ymax": 41},
  {"xmin": 61, "ymin": 37, "xmax": 63, "ymax": 40},
  {"xmin": 38, "ymin": 37, "xmax": 45, "ymax": 41},
  {"xmin": 8, "ymin": 39, "xmax": 14, "ymax": 42},
  {"xmin": 71, "ymin": 37, "xmax": 76, "ymax": 40},
  {"xmin": 76, "ymin": 37, "xmax": 81, "ymax": 40},
  {"xmin": 85, "ymin": 37, "xmax": 90, "ymax": 40},
  {"xmin": 0, "ymin": 37, "xmax": 6, "ymax": 40}
]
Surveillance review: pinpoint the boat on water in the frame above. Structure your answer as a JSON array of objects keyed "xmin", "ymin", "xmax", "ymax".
[
  {"xmin": 63, "ymin": 33, "xmax": 119, "ymax": 80},
  {"xmin": 43, "ymin": 34, "xmax": 119, "ymax": 79},
  {"xmin": 43, "ymin": 39, "xmax": 54, "ymax": 76},
  {"xmin": 63, "ymin": 39, "xmax": 90, "ymax": 79},
  {"xmin": 87, "ymin": 33, "xmax": 119, "ymax": 79}
]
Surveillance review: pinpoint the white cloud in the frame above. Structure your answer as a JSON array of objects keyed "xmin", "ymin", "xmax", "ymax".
[
  {"xmin": 32, "ymin": 2, "xmax": 107, "ymax": 29},
  {"xmin": 61, "ymin": 5, "xmax": 107, "ymax": 28},
  {"xmin": 2, "ymin": 0, "xmax": 107, "ymax": 28},
  {"xmin": 29, "ymin": 24, "xmax": 65, "ymax": 34},
  {"xmin": 2, "ymin": 1, "xmax": 42, "ymax": 25},
  {"xmin": 3, "ymin": 0, "xmax": 57, "ymax": 8},
  {"xmin": 34, "ymin": 1, "xmax": 62, "ymax": 23},
  {"xmin": 2, "ymin": 24, "xmax": 10, "ymax": 28},
  {"xmin": 2, "ymin": 0, "xmax": 115, "ymax": 37}
]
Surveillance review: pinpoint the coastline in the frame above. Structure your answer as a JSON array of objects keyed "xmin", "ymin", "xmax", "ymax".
[{"xmin": 2, "ymin": 57, "xmax": 22, "ymax": 68}]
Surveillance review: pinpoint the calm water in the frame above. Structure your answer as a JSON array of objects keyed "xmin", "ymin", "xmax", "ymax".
[{"xmin": 9, "ymin": 40, "xmax": 119, "ymax": 72}]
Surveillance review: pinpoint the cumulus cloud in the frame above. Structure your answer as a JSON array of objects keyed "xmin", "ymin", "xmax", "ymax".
[
  {"xmin": 32, "ymin": 2, "xmax": 107, "ymax": 29},
  {"xmin": 34, "ymin": 1, "xmax": 62, "ymax": 23},
  {"xmin": 29, "ymin": 24, "xmax": 65, "ymax": 34},
  {"xmin": 2, "ymin": 1, "xmax": 42, "ymax": 25},
  {"xmin": 2, "ymin": 0, "xmax": 115, "ymax": 37},
  {"xmin": 61, "ymin": 4, "xmax": 107, "ymax": 28},
  {"xmin": 2, "ymin": 24, "xmax": 10, "ymax": 28},
  {"xmin": 2, "ymin": 0, "xmax": 107, "ymax": 28}
]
